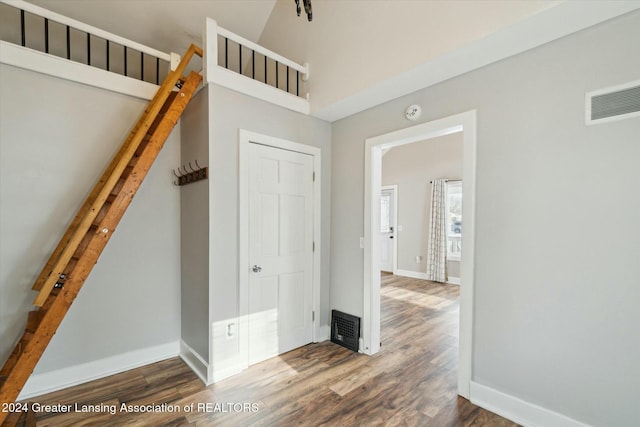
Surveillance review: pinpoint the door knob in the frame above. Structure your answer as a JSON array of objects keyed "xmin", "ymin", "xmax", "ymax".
[
  {"xmin": 389, "ymin": 236, "xmax": 394, "ymax": 239},
  {"xmin": 252, "ymin": 265, "xmax": 262, "ymax": 273}
]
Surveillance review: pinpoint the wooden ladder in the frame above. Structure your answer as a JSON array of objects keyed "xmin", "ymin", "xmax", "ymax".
[{"xmin": 0, "ymin": 44, "xmax": 203, "ymax": 426}]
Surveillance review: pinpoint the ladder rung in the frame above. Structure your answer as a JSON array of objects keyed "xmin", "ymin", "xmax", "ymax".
[
  {"xmin": 93, "ymin": 201, "xmax": 112, "ymax": 226},
  {"xmin": 110, "ymin": 178, "xmax": 126, "ymax": 198},
  {"xmin": 0, "ymin": 349, "xmax": 19, "ymax": 376},
  {"xmin": 0, "ymin": 332, "xmax": 33, "ymax": 377},
  {"xmin": 25, "ymin": 311, "xmax": 44, "ymax": 334},
  {"xmin": 20, "ymin": 332, "xmax": 34, "ymax": 348}
]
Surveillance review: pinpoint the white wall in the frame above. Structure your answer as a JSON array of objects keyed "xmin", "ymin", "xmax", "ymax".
[
  {"xmin": 331, "ymin": 11, "xmax": 640, "ymax": 426},
  {"xmin": 0, "ymin": 64, "xmax": 181, "ymax": 378},
  {"xmin": 258, "ymin": 0, "xmax": 559, "ymax": 115},
  {"xmin": 180, "ymin": 88, "xmax": 210, "ymax": 362},
  {"xmin": 382, "ymin": 133, "xmax": 463, "ymax": 276},
  {"xmin": 206, "ymin": 84, "xmax": 331, "ymax": 376}
]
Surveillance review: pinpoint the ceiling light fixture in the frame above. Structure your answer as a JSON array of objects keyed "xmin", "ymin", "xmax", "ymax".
[{"xmin": 295, "ymin": 0, "xmax": 312, "ymax": 21}]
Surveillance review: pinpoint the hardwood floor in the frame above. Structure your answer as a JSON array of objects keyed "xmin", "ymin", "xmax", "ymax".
[{"xmin": 13, "ymin": 275, "xmax": 518, "ymax": 426}]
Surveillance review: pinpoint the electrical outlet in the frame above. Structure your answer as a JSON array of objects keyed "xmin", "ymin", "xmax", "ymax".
[
  {"xmin": 415, "ymin": 255, "xmax": 422, "ymax": 263},
  {"xmin": 360, "ymin": 237, "xmax": 364, "ymax": 249}
]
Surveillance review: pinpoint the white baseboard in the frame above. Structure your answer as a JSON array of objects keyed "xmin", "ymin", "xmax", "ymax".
[
  {"xmin": 18, "ymin": 341, "xmax": 180, "ymax": 400},
  {"xmin": 179, "ymin": 340, "xmax": 209, "ymax": 385},
  {"xmin": 212, "ymin": 364, "xmax": 245, "ymax": 383},
  {"xmin": 395, "ymin": 269, "xmax": 428, "ymax": 280},
  {"xmin": 317, "ymin": 324, "xmax": 330, "ymax": 342},
  {"xmin": 470, "ymin": 381, "xmax": 590, "ymax": 427},
  {"xmin": 396, "ymin": 269, "xmax": 460, "ymax": 285}
]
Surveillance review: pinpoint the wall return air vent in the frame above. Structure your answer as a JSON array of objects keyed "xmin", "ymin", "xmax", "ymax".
[{"xmin": 585, "ymin": 80, "xmax": 640, "ymax": 125}]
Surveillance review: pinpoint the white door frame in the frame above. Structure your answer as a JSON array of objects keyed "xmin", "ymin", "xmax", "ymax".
[
  {"xmin": 380, "ymin": 184, "xmax": 398, "ymax": 274},
  {"xmin": 363, "ymin": 110, "xmax": 476, "ymax": 398},
  {"xmin": 238, "ymin": 129, "xmax": 322, "ymax": 370}
]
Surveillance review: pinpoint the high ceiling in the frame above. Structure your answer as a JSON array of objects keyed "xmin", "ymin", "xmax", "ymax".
[{"xmin": 23, "ymin": 0, "xmax": 640, "ymax": 121}]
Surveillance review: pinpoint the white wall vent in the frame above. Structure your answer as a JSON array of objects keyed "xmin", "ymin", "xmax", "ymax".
[{"xmin": 586, "ymin": 80, "xmax": 640, "ymax": 125}]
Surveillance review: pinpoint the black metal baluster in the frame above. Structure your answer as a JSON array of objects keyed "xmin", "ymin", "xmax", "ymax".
[
  {"xmin": 140, "ymin": 52, "xmax": 144, "ymax": 81},
  {"xmin": 156, "ymin": 57, "xmax": 159, "ymax": 85},
  {"xmin": 20, "ymin": 10, "xmax": 25, "ymax": 47},
  {"xmin": 275, "ymin": 61, "xmax": 279, "ymax": 88},
  {"xmin": 106, "ymin": 40, "xmax": 110, "ymax": 71},
  {"xmin": 286, "ymin": 66, "xmax": 289, "ymax": 93},
  {"xmin": 239, "ymin": 45, "xmax": 242, "ymax": 75},
  {"xmin": 87, "ymin": 33, "xmax": 91, "ymax": 65},
  {"xmin": 44, "ymin": 18, "xmax": 49, "ymax": 53},
  {"xmin": 252, "ymin": 50, "xmax": 255, "ymax": 79},
  {"xmin": 66, "ymin": 26, "xmax": 70, "ymax": 59},
  {"xmin": 297, "ymin": 70, "xmax": 299, "ymax": 96},
  {"xmin": 264, "ymin": 55, "xmax": 267, "ymax": 84},
  {"xmin": 124, "ymin": 46, "xmax": 128, "ymax": 76},
  {"xmin": 225, "ymin": 37, "xmax": 228, "ymax": 69}
]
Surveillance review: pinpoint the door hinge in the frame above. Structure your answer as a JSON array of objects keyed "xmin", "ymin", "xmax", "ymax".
[
  {"xmin": 312, "ymin": 311, "xmax": 315, "ymax": 322},
  {"xmin": 312, "ymin": 241, "xmax": 315, "ymax": 252},
  {"xmin": 312, "ymin": 171, "xmax": 315, "ymax": 182}
]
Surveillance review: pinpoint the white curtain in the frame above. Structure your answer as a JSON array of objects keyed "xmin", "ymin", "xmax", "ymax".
[{"xmin": 426, "ymin": 179, "xmax": 448, "ymax": 283}]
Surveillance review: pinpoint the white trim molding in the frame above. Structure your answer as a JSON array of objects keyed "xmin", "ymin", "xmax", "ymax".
[
  {"xmin": 179, "ymin": 340, "xmax": 209, "ymax": 385},
  {"xmin": 364, "ymin": 110, "xmax": 476, "ymax": 399},
  {"xmin": 18, "ymin": 341, "xmax": 180, "ymax": 400},
  {"xmin": 204, "ymin": 18, "xmax": 310, "ymax": 115},
  {"xmin": 394, "ymin": 269, "xmax": 460, "ymax": 285},
  {"xmin": 470, "ymin": 381, "xmax": 591, "ymax": 427},
  {"xmin": 318, "ymin": 324, "xmax": 331, "ymax": 342},
  {"xmin": 395, "ymin": 269, "xmax": 428, "ymax": 280},
  {"xmin": 1, "ymin": 0, "xmax": 171, "ymax": 62},
  {"xmin": 0, "ymin": 41, "xmax": 157, "ymax": 100},
  {"xmin": 447, "ymin": 276, "xmax": 461, "ymax": 285}
]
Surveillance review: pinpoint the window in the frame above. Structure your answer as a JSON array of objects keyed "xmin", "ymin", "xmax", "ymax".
[{"xmin": 446, "ymin": 181, "xmax": 462, "ymax": 261}]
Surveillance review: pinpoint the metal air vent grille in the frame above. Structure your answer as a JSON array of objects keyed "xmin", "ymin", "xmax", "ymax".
[{"xmin": 586, "ymin": 80, "xmax": 640, "ymax": 125}]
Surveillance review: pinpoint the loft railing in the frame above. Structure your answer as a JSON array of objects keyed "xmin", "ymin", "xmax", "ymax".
[
  {"xmin": 204, "ymin": 18, "xmax": 310, "ymax": 114},
  {"xmin": 0, "ymin": 0, "xmax": 179, "ymax": 85},
  {"xmin": 216, "ymin": 27, "xmax": 307, "ymax": 98}
]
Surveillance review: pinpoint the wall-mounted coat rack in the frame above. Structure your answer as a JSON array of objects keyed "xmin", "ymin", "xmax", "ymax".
[{"xmin": 173, "ymin": 160, "xmax": 208, "ymax": 186}]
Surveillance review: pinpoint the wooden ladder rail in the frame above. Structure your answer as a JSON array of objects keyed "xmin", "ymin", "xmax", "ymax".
[
  {"xmin": 0, "ymin": 45, "xmax": 203, "ymax": 426},
  {"xmin": 31, "ymin": 43, "xmax": 202, "ymax": 305}
]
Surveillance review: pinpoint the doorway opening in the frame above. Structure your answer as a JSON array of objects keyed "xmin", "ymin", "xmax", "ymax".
[{"xmin": 363, "ymin": 111, "xmax": 476, "ymax": 398}]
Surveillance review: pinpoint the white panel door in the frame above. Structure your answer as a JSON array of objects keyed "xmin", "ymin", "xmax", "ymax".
[
  {"xmin": 379, "ymin": 187, "xmax": 396, "ymax": 272},
  {"xmin": 248, "ymin": 143, "xmax": 314, "ymax": 365}
]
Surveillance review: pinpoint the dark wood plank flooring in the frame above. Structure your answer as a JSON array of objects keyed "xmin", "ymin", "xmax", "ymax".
[{"xmin": 14, "ymin": 275, "xmax": 518, "ymax": 426}]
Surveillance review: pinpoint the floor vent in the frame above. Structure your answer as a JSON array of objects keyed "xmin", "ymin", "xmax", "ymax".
[
  {"xmin": 331, "ymin": 310, "xmax": 360, "ymax": 352},
  {"xmin": 586, "ymin": 80, "xmax": 640, "ymax": 125}
]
